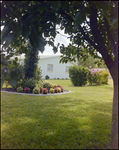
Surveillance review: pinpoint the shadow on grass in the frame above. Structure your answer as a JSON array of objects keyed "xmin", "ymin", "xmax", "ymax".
[{"xmin": 1, "ymin": 93, "xmax": 112, "ymax": 149}]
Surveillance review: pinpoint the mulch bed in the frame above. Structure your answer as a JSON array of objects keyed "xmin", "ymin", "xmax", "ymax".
[{"xmin": 2, "ymin": 88, "xmax": 17, "ymax": 92}]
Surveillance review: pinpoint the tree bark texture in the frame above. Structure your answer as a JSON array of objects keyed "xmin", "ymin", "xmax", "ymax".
[{"xmin": 111, "ymin": 81, "xmax": 118, "ymax": 149}]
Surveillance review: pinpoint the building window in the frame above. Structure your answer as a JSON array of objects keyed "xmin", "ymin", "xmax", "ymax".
[
  {"xmin": 65, "ymin": 66, "xmax": 69, "ymax": 73},
  {"xmin": 47, "ymin": 64, "xmax": 53, "ymax": 72}
]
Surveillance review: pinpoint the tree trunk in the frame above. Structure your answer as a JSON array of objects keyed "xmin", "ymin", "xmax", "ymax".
[
  {"xmin": 111, "ymin": 79, "xmax": 118, "ymax": 149},
  {"xmin": 89, "ymin": 4, "xmax": 118, "ymax": 148}
]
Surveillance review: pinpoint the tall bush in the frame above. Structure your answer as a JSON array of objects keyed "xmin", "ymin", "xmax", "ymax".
[
  {"xmin": 24, "ymin": 43, "xmax": 39, "ymax": 79},
  {"xmin": 100, "ymin": 70, "xmax": 109, "ymax": 84},
  {"xmin": 34, "ymin": 66, "xmax": 42, "ymax": 81},
  {"xmin": 86, "ymin": 67, "xmax": 102, "ymax": 85},
  {"xmin": 69, "ymin": 65, "xmax": 88, "ymax": 86},
  {"xmin": 22, "ymin": 78, "xmax": 37, "ymax": 92},
  {"xmin": 86, "ymin": 67, "xmax": 109, "ymax": 85}
]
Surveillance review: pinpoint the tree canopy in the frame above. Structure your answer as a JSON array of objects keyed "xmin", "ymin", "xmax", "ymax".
[
  {"xmin": 1, "ymin": 1, "xmax": 118, "ymax": 80},
  {"xmin": 1, "ymin": 1, "xmax": 117, "ymax": 59}
]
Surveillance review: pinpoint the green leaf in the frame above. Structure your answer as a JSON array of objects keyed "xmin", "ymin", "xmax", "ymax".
[
  {"xmin": 15, "ymin": 57, "xmax": 18, "ymax": 62},
  {"xmin": 74, "ymin": 11, "xmax": 86, "ymax": 29},
  {"xmin": 47, "ymin": 41, "xmax": 54, "ymax": 47},
  {"xmin": 53, "ymin": 46, "xmax": 57, "ymax": 54},
  {"xmin": 51, "ymin": 1, "xmax": 61, "ymax": 11},
  {"xmin": 22, "ymin": 26, "xmax": 31, "ymax": 39},
  {"xmin": 38, "ymin": 36, "xmax": 46, "ymax": 52}
]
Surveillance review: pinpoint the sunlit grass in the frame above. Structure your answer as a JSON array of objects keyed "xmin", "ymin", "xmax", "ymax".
[{"xmin": 1, "ymin": 79, "xmax": 113, "ymax": 149}]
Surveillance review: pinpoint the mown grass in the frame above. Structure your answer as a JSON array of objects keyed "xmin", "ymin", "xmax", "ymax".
[{"xmin": 1, "ymin": 79, "xmax": 113, "ymax": 149}]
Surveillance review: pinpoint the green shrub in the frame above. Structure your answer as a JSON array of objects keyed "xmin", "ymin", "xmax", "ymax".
[
  {"xmin": 53, "ymin": 84, "xmax": 57, "ymax": 88},
  {"xmin": 33, "ymin": 87, "xmax": 40, "ymax": 94},
  {"xmin": 22, "ymin": 78, "xmax": 37, "ymax": 92},
  {"xmin": 69, "ymin": 65, "xmax": 88, "ymax": 86},
  {"xmin": 34, "ymin": 67, "xmax": 42, "ymax": 81},
  {"xmin": 49, "ymin": 88, "xmax": 54, "ymax": 93},
  {"xmin": 57, "ymin": 87, "xmax": 61, "ymax": 93},
  {"xmin": 56, "ymin": 84, "xmax": 64, "ymax": 92},
  {"xmin": 100, "ymin": 70, "xmax": 109, "ymax": 84},
  {"xmin": 17, "ymin": 86, "xmax": 23, "ymax": 92},
  {"xmin": 3, "ymin": 59, "xmax": 24, "ymax": 89},
  {"xmin": 42, "ymin": 88, "xmax": 48, "ymax": 94},
  {"xmin": 42, "ymin": 80, "xmax": 53, "ymax": 89},
  {"xmin": 45, "ymin": 75, "xmax": 50, "ymax": 79}
]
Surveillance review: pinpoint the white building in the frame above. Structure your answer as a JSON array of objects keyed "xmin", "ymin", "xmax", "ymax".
[
  {"xmin": 38, "ymin": 55, "xmax": 76, "ymax": 79},
  {"xmin": 16, "ymin": 54, "xmax": 76, "ymax": 79}
]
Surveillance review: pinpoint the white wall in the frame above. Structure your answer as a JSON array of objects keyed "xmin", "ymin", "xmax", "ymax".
[{"xmin": 38, "ymin": 56, "xmax": 72, "ymax": 79}]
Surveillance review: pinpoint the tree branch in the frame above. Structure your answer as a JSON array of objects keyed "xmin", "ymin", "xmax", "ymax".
[
  {"xmin": 58, "ymin": 9, "xmax": 98, "ymax": 51},
  {"xmin": 78, "ymin": 25, "xmax": 98, "ymax": 50},
  {"xmin": 104, "ymin": 17, "xmax": 116, "ymax": 55}
]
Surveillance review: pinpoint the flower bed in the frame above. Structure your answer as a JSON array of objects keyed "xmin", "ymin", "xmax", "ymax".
[
  {"xmin": 1, "ymin": 88, "xmax": 70, "ymax": 96},
  {"xmin": 1, "ymin": 83, "xmax": 70, "ymax": 95}
]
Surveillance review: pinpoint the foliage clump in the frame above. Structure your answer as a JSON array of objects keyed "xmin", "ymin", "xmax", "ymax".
[
  {"xmin": 56, "ymin": 84, "xmax": 64, "ymax": 92},
  {"xmin": 100, "ymin": 70, "xmax": 109, "ymax": 84},
  {"xmin": 86, "ymin": 66, "xmax": 109, "ymax": 85},
  {"xmin": 42, "ymin": 80, "xmax": 53, "ymax": 89},
  {"xmin": 45, "ymin": 75, "xmax": 50, "ymax": 79},
  {"xmin": 42, "ymin": 88, "xmax": 48, "ymax": 94},
  {"xmin": 69, "ymin": 65, "xmax": 88, "ymax": 86},
  {"xmin": 24, "ymin": 87, "xmax": 30, "ymax": 93},
  {"xmin": 49, "ymin": 88, "xmax": 54, "ymax": 93},
  {"xmin": 22, "ymin": 78, "xmax": 37, "ymax": 92},
  {"xmin": 57, "ymin": 87, "xmax": 61, "ymax": 93},
  {"xmin": 54, "ymin": 88, "xmax": 58, "ymax": 93},
  {"xmin": 2, "ymin": 58, "xmax": 24, "ymax": 89},
  {"xmin": 53, "ymin": 84, "xmax": 57, "ymax": 88},
  {"xmin": 33, "ymin": 87, "xmax": 40, "ymax": 94},
  {"xmin": 17, "ymin": 86, "xmax": 23, "ymax": 93},
  {"xmin": 24, "ymin": 43, "xmax": 39, "ymax": 79}
]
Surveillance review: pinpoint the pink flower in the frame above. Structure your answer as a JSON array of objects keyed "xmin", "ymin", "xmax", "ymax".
[{"xmin": 89, "ymin": 66, "xmax": 92, "ymax": 69}]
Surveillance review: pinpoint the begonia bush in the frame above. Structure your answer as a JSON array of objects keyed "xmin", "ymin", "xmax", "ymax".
[{"xmin": 24, "ymin": 87, "xmax": 30, "ymax": 93}]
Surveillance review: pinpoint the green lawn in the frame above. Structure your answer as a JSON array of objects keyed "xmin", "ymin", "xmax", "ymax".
[{"xmin": 1, "ymin": 79, "xmax": 113, "ymax": 149}]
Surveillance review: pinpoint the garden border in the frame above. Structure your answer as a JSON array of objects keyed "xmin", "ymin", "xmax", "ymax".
[{"xmin": 1, "ymin": 90, "xmax": 71, "ymax": 96}]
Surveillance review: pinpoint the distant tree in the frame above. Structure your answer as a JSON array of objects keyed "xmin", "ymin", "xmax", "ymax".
[
  {"xmin": 78, "ymin": 54, "xmax": 107, "ymax": 68},
  {"xmin": 24, "ymin": 42, "xmax": 39, "ymax": 79},
  {"xmin": 78, "ymin": 54, "xmax": 97, "ymax": 68}
]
